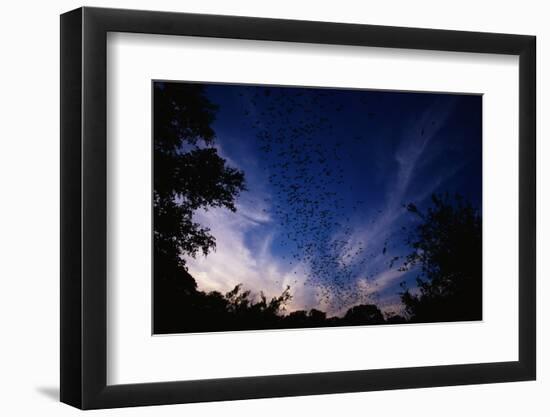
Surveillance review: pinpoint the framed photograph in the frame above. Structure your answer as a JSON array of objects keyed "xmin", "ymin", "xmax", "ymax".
[{"xmin": 60, "ymin": 6, "xmax": 536, "ymax": 409}]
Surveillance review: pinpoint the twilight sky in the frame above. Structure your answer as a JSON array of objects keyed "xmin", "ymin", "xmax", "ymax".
[{"xmin": 179, "ymin": 82, "xmax": 482, "ymax": 317}]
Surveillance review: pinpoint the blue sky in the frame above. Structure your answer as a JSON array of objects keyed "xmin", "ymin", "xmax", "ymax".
[{"xmin": 182, "ymin": 82, "xmax": 482, "ymax": 317}]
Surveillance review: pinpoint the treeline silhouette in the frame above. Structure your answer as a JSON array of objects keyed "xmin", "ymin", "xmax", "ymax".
[
  {"xmin": 153, "ymin": 82, "xmax": 481, "ymax": 334},
  {"xmin": 156, "ymin": 276, "xmax": 405, "ymax": 333}
]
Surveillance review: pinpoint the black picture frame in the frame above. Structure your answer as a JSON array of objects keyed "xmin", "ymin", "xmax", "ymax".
[{"xmin": 60, "ymin": 6, "xmax": 536, "ymax": 410}]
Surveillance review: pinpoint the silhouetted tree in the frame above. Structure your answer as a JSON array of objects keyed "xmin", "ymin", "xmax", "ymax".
[
  {"xmin": 153, "ymin": 83, "xmax": 246, "ymax": 332},
  {"xmin": 400, "ymin": 193, "xmax": 482, "ymax": 323},
  {"xmin": 308, "ymin": 309, "xmax": 327, "ymax": 325},
  {"xmin": 344, "ymin": 304, "xmax": 385, "ymax": 325},
  {"xmin": 384, "ymin": 312, "xmax": 407, "ymax": 324},
  {"xmin": 284, "ymin": 310, "xmax": 309, "ymax": 327}
]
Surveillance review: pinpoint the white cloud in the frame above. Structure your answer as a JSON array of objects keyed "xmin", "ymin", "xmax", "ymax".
[
  {"xmin": 184, "ymin": 196, "xmax": 322, "ymax": 313},
  {"xmin": 336, "ymin": 98, "xmax": 458, "ymax": 267}
]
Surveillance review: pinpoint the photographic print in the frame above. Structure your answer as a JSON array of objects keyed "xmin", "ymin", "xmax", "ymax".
[{"xmin": 153, "ymin": 81, "xmax": 482, "ymax": 334}]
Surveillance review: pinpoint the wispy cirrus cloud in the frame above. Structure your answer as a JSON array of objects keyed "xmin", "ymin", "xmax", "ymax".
[
  {"xmin": 332, "ymin": 98, "xmax": 459, "ymax": 307},
  {"xmin": 185, "ymin": 192, "xmax": 324, "ymax": 313}
]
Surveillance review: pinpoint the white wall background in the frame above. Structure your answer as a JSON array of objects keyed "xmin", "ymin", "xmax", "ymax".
[{"xmin": 0, "ymin": 0, "xmax": 545, "ymax": 415}]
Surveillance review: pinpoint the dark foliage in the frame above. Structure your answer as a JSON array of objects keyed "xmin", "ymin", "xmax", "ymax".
[
  {"xmin": 344, "ymin": 304, "xmax": 385, "ymax": 325},
  {"xmin": 399, "ymin": 193, "xmax": 482, "ymax": 323},
  {"xmin": 153, "ymin": 83, "xmax": 246, "ymax": 331},
  {"xmin": 155, "ymin": 281, "xmax": 393, "ymax": 333}
]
